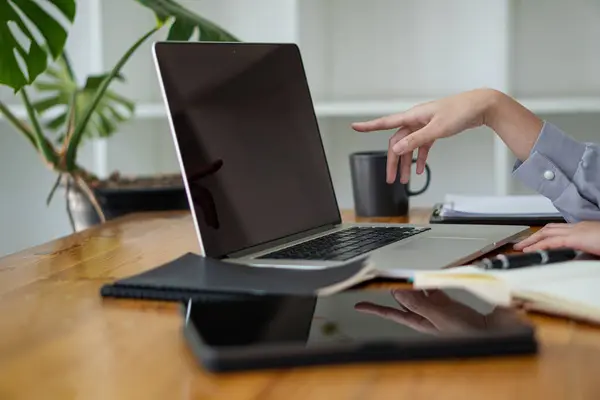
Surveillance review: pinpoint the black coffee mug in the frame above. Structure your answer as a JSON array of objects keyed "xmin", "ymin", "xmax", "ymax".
[{"xmin": 349, "ymin": 151, "xmax": 431, "ymax": 217}]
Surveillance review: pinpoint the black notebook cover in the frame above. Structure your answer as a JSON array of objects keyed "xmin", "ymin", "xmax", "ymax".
[
  {"xmin": 429, "ymin": 203, "xmax": 565, "ymax": 226},
  {"xmin": 100, "ymin": 253, "xmax": 372, "ymax": 303}
]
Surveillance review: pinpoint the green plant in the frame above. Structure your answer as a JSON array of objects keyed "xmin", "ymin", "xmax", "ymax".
[{"xmin": 0, "ymin": 0, "xmax": 238, "ymax": 230}]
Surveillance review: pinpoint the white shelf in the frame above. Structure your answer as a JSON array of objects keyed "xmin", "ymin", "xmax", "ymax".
[
  {"xmin": 136, "ymin": 103, "xmax": 168, "ymax": 118},
  {"xmin": 6, "ymin": 97, "xmax": 600, "ymax": 123},
  {"xmin": 128, "ymin": 97, "xmax": 600, "ymax": 118},
  {"xmin": 313, "ymin": 99, "xmax": 430, "ymax": 117},
  {"xmin": 135, "ymin": 97, "xmax": 600, "ymax": 118},
  {"xmin": 137, "ymin": 99, "xmax": 433, "ymax": 118},
  {"xmin": 1, "ymin": 105, "xmax": 60, "ymax": 120},
  {"xmin": 520, "ymin": 97, "xmax": 600, "ymax": 114},
  {"xmin": 317, "ymin": 97, "xmax": 600, "ymax": 116}
]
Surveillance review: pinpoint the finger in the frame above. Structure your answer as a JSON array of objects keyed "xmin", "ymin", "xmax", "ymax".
[
  {"xmin": 392, "ymin": 289, "xmax": 443, "ymax": 313},
  {"xmin": 354, "ymin": 302, "xmax": 407, "ymax": 321},
  {"xmin": 522, "ymin": 235, "xmax": 575, "ymax": 252},
  {"xmin": 399, "ymin": 152, "xmax": 413, "ymax": 184},
  {"xmin": 387, "ymin": 127, "xmax": 411, "ymax": 184},
  {"xmin": 386, "ymin": 142, "xmax": 399, "ymax": 184},
  {"xmin": 351, "ymin": 113, "xmax": 407, "ymax": 132},
  {"xmin": 513, "ymin": 226, "xmax": 571, "ymax": 250},
  {"xmin": 416, "ymin": 142, "xmax": 432, "ymax": 174},
  {"xmin": 354, "ymin": 302, "xmax": 437, "ymax": 333},
  {"xmin": 545, "ymin": 223, "xmax": 570, "ymax": 229},
  {"xmin": 513, "ymin": 224, "xmax": 572, "ymax": 249},
  {"xmin": 392, "ymin": 122, "xmax": 440, "ymax": 156}
]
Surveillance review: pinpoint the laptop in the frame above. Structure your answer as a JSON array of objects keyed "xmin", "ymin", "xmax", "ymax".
[{"xmin": 151, "ymin": 42, "xmax": 529, "ymax": 275}]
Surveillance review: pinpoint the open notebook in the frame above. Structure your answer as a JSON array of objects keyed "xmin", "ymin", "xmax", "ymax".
[
  {"xmin": 412, "ymin": 260, "xmax": 600, "ymax": 325},
  {"xmin": 430, "ymin": 194, "xmax": 564, "ymax": 225}
]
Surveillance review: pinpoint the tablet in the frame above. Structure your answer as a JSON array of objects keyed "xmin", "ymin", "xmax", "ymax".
[{"xmin": 182, "ymin": 288, "xmax": 537, "ymax": 372}]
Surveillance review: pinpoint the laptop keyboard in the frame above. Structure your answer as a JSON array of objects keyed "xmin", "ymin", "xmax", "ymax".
[{"xmin": 257, "ymin": 226, "xmax": 430, "ymax": 262}]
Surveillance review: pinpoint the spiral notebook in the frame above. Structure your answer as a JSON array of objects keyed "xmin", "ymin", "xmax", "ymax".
[
  {"xmin": 430, "ymin": 194, "xmax": 565, "ymax": 225},
  {"xmin": 100, "ymin": 252, "xmax": 376, "ymax": 302}
]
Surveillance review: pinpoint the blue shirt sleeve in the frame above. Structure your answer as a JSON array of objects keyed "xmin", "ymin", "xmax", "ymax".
[{"xmin": 512, "ymin": 121, "xmax": 600, "ymax": 222}]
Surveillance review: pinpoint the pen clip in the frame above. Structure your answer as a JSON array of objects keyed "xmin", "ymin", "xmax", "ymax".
[{"xmin": 535, "ymin": 249, "xmax": 549, "ymax": 264}]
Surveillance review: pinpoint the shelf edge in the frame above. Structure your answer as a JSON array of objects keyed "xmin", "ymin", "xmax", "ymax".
[{"xmin": 5, "ymin": 97, "xmax": 600, "ymax": 122}]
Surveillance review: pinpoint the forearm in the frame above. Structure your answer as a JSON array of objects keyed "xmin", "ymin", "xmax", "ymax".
[
  {"xmin": 483, "ymin": 90, "xmax": 544, "ymax": 161},
  {"xmin": 479, "ymin": 89, "xmax": 600, "ymax": 221}
]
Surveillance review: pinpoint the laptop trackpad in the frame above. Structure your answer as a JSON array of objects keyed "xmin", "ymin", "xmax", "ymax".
[
  {"xmin": 397, "ymin": 236, "xmax": 489, "ymax": 253},
  {"xmin": 373, "ymin": 236, "xmax": 490, "ymax": 271}
]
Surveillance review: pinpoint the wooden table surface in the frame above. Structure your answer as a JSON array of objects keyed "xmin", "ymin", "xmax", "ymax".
[{"xmin": 1, "ymin": 209, "xmax": 599, "ymax": 400}]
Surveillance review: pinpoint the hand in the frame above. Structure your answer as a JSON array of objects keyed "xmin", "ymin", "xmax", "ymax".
[
  {"xmin": 351, "ymin": 89, "xmax": 496, "ymax": 184},
  {"xmin": 354, "ymin": 289, "xmax": 519, "ymax": 335},
  {"xmin": 514, "ymin": 221, "xmax": 600, "ymax": 256}
]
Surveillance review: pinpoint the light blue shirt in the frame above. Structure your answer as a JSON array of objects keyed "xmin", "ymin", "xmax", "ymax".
[{"xmin": 513, "ymin": 121, "xmax": 600, "ymax": 222}]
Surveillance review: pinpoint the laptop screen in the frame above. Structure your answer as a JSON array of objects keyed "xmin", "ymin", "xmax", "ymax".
[{"xmin": 153, "ymin": 43, "xmax": 340, "ymax": 258}]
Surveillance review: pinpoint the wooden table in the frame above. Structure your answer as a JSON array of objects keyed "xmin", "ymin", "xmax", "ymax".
[{"xmin": 1, "ymin": 209, "xmax": 599, "ymax": 400}]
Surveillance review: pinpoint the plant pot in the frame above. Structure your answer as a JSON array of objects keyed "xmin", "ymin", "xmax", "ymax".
[{"xmin": 66, "ymin": 176, "xmax": 190, "ymax": 231}]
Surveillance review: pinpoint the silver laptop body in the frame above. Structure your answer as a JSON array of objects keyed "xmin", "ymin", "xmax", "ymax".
[{"xmin": 152, "ymin": 42, "xmax": 528, "ymax": 273}]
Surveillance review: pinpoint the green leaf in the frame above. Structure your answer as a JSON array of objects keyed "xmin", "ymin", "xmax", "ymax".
[
  {"xmin": 83, "ymin": 73, "xmax": 125, "ymax": 90},
  {"xmin": 65, "ymin": 26, "xmax": 159, "ymax": 170},
  {"xmin": 105, "ymin": 105, "xmax": 129, "ymax": 123},
  {"xmin": 49, "ymin": 0, "xmax": 76, "ymax": 22},
  {"xmin": 32, "ymin": 94, "xmax": 63, "ymax": 114},
  {"xmin": 135, "ymin": 0, "xmax": 239, "ymax": 41},
  {"xmin": 167, "ymin": 17, "xmax": 195, "ymax": 41},
  {"xmin": 0, "ymin": 0, "xmax": 76, "ymax": 92},
  {"xmin": 46, "ymin": 112, "xmax": 67, "ymax": 131},
  {"xmin": 105, "ymin": 91, "xmax": 135, "ymax": 111},
  {"xmin": 31, "ymin": 55, "xmax": 136, "ymax": 145},
  {"xmin": 137, "ymin": 0, "xmax": 170, "ymax": 23}
]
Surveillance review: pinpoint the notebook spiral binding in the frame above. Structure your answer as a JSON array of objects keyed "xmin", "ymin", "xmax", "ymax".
[{"xmin": 100, "ymin": 283, "xmax": 256, "ymax": 303}]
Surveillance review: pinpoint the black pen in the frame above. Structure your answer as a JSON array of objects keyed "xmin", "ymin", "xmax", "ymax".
[{"xmin": 474, "ymin": 248, "xmax": 581, "ymax": 270}]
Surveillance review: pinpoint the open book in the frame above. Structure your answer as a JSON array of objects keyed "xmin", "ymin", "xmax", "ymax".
[{"xmin": 412, "ymin": 260, "xmax": 600, "ymax": 324}]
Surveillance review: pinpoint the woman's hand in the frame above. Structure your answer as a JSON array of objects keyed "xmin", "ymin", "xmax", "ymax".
[
  {"xmin": 351, "ymin": 89, "xmax": 496, "ymax": 183},
  {"xmin": 514, "ymin": 221, "xmax": 600, "ymax": 256},
  {"xmin": 351, "ymin": 88, "xmax": 543, "ymax": 184}
]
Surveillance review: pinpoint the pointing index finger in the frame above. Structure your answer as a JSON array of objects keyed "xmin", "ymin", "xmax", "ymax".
[{"xmin": 352, "ymin": 112, "xmax": 406, "ymax": 132}]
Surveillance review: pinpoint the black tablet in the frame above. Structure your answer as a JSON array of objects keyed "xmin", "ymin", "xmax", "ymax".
[{"xmin": 182, "ymin": 288, "xmax": 537, "ymax": 372}]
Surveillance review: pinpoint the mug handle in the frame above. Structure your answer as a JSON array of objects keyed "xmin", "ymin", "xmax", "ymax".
[{"xmin": 407, "ymin": 160, "xmax": 431, "ymax": 196}]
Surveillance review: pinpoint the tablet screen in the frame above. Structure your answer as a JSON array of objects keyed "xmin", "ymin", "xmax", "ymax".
[{"xmin": 187, "ymin": 289, "xmax": 531, "ymax": 348}]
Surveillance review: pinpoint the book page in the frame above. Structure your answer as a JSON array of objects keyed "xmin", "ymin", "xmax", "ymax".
[
  {"xmin": 492, "ymin": 261, "xmax": 600, "ymax": 312},
  {"xmin": 413, "ymin": 261, "xmax": 600, "ymax": 311}
]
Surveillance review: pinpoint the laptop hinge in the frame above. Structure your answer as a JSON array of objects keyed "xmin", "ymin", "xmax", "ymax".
[{"xmin": 226, "ymin": 223, "xmax": 340, "ymax": 258}]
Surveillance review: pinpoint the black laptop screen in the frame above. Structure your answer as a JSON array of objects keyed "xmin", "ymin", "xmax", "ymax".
[{"xmin": 154, "ymin": 43, "xmax": 340, "ymax": 258}]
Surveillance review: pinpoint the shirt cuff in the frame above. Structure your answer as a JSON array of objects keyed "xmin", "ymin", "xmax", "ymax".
[{"xmin": 512, "ymin": 121, "xmax": 587, "ymax": 201}]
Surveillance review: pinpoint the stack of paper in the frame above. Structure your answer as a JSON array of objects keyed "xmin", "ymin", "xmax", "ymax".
[
  {"xmin": 439, "ymin": 194, "xmax": 561, "ymax": 218},
  {"xmin": 412, "ymin": 260, "xmax": 600, "ymax": 325}
]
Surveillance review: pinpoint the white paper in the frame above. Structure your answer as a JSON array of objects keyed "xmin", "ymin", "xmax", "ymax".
[{"xmin": 441, "ymin": 194, "xmax": 560, "ymax": 216}]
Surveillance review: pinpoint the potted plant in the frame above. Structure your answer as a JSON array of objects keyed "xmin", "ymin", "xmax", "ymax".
[{"xmin": 0, "ymin": 0, "xmax": 238, "ymax": 231}]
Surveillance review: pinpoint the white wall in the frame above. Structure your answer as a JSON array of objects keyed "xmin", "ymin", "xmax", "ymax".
[{"xmin": 2, "ymin": 0, "xmax": 600, "ymax": 257}]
